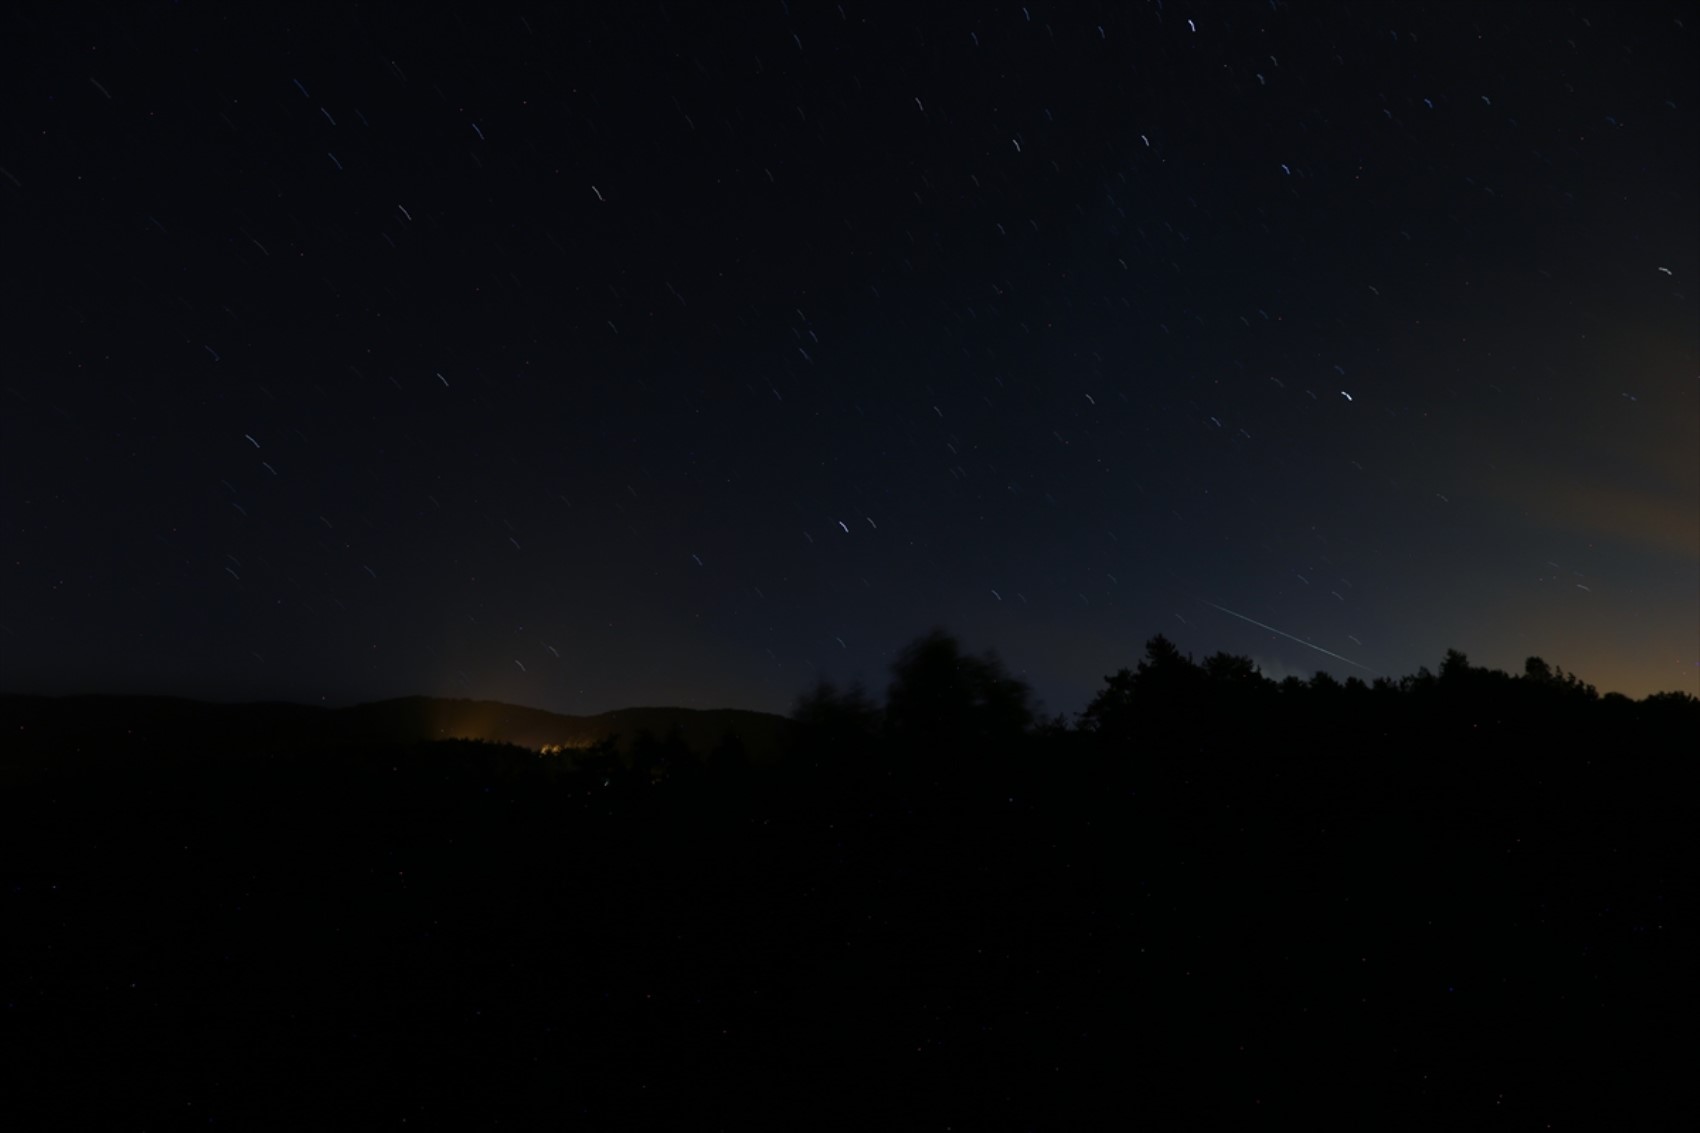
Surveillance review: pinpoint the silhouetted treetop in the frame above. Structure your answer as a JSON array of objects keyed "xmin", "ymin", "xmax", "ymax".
[
  {"xmin": 1136, "ymin": 634, "xmax": 1198, "ymax": 685},
  {"xmin": 883, "ymin": 628, "xmax": 1034, "ymax": 756},
  {"xmin": 1202, "ymin": 652, "xmax": 1264, "ymax": 687},
  {"xmin": 789, "ymin": 678, "xmax": 882, "ymax": 768},
  {"xmin": 1079, "ymin": 635, "xmax": 1215, "ymax": 745}
]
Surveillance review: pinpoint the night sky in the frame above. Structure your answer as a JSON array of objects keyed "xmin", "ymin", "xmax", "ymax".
[{"xmin": 3, "ymin": 1, "xmax": 1695, "ymax": 718}]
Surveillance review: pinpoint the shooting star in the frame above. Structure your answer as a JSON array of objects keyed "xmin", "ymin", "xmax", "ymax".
[{"xmin": 1200, "ymin": 600, "xmax": 1377, "ymax": 673}]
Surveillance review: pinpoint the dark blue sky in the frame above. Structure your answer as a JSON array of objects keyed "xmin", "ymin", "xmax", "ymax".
[{"xmin": 3, "ymin": 1, "xmax": 1695, "ymax": 717}]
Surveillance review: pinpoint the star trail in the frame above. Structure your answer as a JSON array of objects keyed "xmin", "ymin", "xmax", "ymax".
[{"xmin": 3, "ymin": 1, "xmax": 1695, "ymax": 715}]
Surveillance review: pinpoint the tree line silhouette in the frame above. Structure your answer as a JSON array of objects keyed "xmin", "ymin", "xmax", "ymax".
[
  {"xmin": 784, "ymin": 628, "xmax": 1693, "ymax": 802},
  {"xmin": 1, "ymin": 629, "xmax": 1688, "ymax": 1127}
]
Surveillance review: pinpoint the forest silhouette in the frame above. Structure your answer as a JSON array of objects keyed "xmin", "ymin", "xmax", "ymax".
[{"xmin": 2, "ymin": 631, "xmax": 1690, "ymax": 1127}]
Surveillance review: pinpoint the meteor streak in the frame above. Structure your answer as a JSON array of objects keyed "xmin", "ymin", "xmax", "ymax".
[{"xmin": 1200, "ymin": 600, "xmax": 1376, "ymax": 673}]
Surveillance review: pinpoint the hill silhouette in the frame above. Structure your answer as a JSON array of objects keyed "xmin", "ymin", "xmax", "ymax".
[
  {"xmin": 0, "ymin": 693, "xmax": 790, "ymax": 786},
  {"xmin": 1, "ymin": 631, "xmax": 1690, "ymax": 1127}
]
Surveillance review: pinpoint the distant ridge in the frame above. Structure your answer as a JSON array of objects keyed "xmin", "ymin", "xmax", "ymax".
[
  {"xmin": 331, "ymin": 696, "xmax": 790, "ymax": 760},
  {"xmin": 0, "ymin": 693, "xmax": 792, "ymax": 784}
]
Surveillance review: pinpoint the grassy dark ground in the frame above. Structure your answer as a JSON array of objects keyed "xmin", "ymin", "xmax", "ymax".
[{"xmin": 1, "ymin": 690, "xmax": 1687, "ymax": 1129}]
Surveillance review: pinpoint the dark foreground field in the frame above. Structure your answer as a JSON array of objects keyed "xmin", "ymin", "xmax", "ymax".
[{"xmin": 1, "ymin": 688, "xmax": 1687, "ymax": 1129}]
